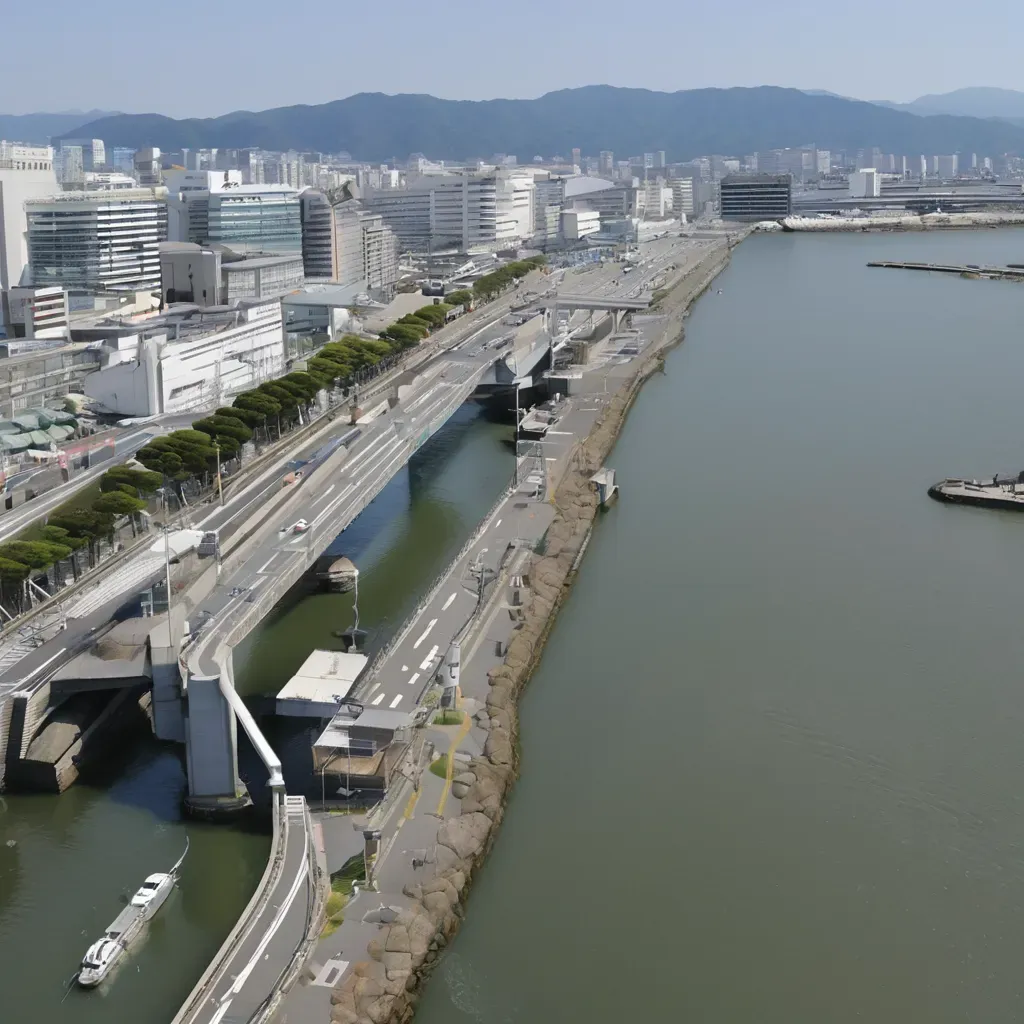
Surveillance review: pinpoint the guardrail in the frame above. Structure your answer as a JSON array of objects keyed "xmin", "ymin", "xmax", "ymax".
[
  {"xmin": 170, "ymin": 791, "xmax": 288, "ymax": 1024},
  {"xmin": 357, "ymin": 470, "xmax": 516, "ymax": 692}
]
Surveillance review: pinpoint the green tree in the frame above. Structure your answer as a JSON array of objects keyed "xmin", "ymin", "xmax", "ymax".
[
  {"xmin": 93, "ymin": 491, "xmax": 147, "ymax": 537},
  {"xmin": 446, "ymin": 289, "xmax": 472, "ymax": 307}
]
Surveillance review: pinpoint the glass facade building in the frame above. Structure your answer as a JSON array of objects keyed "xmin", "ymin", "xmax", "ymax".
[
  {"xmin": 187, "ymin": 185, "xmax": 302, "ymax": 256},
  {"xmin": 26, "ymin": 188, "xmax": 168, "ymax": 293}
]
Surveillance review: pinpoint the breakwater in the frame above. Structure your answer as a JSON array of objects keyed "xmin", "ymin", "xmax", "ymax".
[
  {"xmin": 325, "ymin": 240, "xmax": 737, "ymax": 1024},
  {"xmin": 780, "ymin": 211, "xmax": 1024, "ymax": 232}
]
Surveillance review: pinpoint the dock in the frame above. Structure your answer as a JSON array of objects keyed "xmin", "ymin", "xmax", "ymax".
[{"xmin": 868, "ymin": 261, "xmax": 1024, "ymax": 282}]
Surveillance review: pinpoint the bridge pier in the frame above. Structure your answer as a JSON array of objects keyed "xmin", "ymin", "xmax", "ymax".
[{"xmin": 183, "ymin": 649, "xmax": 252, "ymax": 818}]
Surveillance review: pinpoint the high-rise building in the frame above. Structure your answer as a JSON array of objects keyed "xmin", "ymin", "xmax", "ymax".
[
  {"xmin": 184, "ymin": 184, "xmax": 302, "ymax": 256},
  {"xmin": 599, "ymin": 151, "xmax": 614, "ymax": 175},
  {"xmin": 0, "ymin": 141, "xmax": 58, "ymax": 329},
  {"xmin": 110, "ymin": 147, "xmax": 135, "ymax": 174},
  {"xmin": 62, "ymin": 139, "xmax": 105, "ymax": 171},
  {"xmin": 134, "ymin": 147, "xmax": 162, "ymax": 186},
  {"xmin": 719, "ymin": 174, "xmax": 792, "ymax": 221},
  {"xmin": 655, "ymin": 151, "xmax": 666, "ymax": 168},
  {"xmin": 571, "ymin": 148, "xmax": 581, "ymax": 168},
  {"xmin": 670, "ymin": 177, "xmax": 695, "ymax": 217},
  {"xmin": 58, "ymin": 144, "xmax": 84, "ymax": 186},
  {"xmin": 26, "ymin": 188, "xmax": 168, "ymax": 294}
]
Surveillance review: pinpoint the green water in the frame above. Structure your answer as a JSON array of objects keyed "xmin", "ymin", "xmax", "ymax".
[
  {"xmin": 414, "ymin": 229, "xmax": 1024, "ymax": 1023},
  {"xmin": 0, "ymin": 404, "xmax": 513, "ymax": 1022}
]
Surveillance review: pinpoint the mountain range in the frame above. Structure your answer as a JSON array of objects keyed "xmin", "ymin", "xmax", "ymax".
[
  {"xmin": 0, "ymin": 110, "xmax": 118, "ymax": 144},
  {"xmin": 44, "ymin": 86, "xmax": 1024, "ymax": 162}
]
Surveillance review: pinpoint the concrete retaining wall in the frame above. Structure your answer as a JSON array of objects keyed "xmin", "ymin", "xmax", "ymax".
[{"xmin": 326, "ymin": 241, "xmax": 736, "ymax": 1024}]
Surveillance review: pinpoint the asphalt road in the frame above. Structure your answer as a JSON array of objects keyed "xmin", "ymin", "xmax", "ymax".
[{"xmin": 181, "ymin": 795, "xmax": 313, "ymax": 1024}]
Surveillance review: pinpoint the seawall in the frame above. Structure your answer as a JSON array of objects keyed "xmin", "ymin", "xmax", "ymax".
[{"xmin": 326, "ymin": 238, "xmax": 739, "ymax": 1024}]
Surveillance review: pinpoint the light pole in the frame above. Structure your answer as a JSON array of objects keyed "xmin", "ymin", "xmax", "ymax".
[{"xmin": 213, "ymin": 441, "xmax": 223, "ymax": 506}]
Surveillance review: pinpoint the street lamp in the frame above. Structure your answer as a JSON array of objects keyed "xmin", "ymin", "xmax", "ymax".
[{"xmin": 213, "ymin": 440, "xmax": 223, "ymax": 506}]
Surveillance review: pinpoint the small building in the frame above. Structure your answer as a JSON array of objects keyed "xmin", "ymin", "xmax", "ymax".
[
  {"xmin": 5, "ymin": 286, "xmax": 69, "ymax": 340},
  {"xmin": 80, "ymin": 298, "xmax": 285, "ymax": 416},
  {"xmin": 849, "ymin": 168, "xmax": 881, "ymax": 198},
  {"xmin": 276, "ymin": 649, "xmax": 369, "ymax": 718},
  {"xmin": 562, "ymin": 209, "xmax": 601, "ymax": 241},
  {"xmin": 313, "ymin": 706, "xmax": 415, "ymax": 796},
  {"xmin": 719, "ymin": 173, "xmax": 792, "ymax": 221}
]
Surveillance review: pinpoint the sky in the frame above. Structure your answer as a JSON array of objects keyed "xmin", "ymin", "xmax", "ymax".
[{"xmin": 3, "ymin": 0, "xmax": 1024, "ymax": 117}]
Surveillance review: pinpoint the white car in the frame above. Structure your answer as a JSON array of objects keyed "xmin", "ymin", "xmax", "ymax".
[{"xmin": 292, "ymin": 519, "xmax": 310, "ymax": 534}]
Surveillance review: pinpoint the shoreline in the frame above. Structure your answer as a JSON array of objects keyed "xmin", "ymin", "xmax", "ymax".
[{"xmin": 325, "ymin": 239, "xmax": 738, "ymax": 1024}]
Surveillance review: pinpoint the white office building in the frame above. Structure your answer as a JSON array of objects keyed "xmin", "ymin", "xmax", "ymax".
[
  {"xmin": 182, "ymin": 183, "xmax": 301, "ymax": 256},
  {"xmin": 849, "ymin": 168, "xmax": 881, "ymax": 198},
  {"xmin": 26, "ymin": 188, "xmax": 168, "ymax": 296},
  {"xmin": 0, "ymin": 142, "xmax": 59, "ymax": 331},
  {"xmin": 368, "ymin": 171, "xmax": 537, "ymax": 252},
  {"xmin": 83, "ymin": 299, "xmax": 285, "ymax": 416},
  {"xmin": 561, "ymin": 209, "xmax": 601, "ymax": 241},
  {"xmin": 670, "ymin": 178, "xmax": 695, "ymax": 216}
]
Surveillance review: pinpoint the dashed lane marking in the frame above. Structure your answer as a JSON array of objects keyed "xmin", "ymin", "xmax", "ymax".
[
  {"xmin": 442, "ymin": 593, "xmax": 457, "ymax": 611},
  {"xmin": 413, "ymin": 618, "xmax": 437, "ymax": 650}
]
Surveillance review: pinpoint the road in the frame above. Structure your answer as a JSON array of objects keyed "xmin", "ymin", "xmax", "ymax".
[
  {"xmin": 0, "ymin": 427, "xmax": 158, "ymax": 545},
  {"xmin": 177, "ymin": 795, "xmax": 314, "ymax": 1024}
]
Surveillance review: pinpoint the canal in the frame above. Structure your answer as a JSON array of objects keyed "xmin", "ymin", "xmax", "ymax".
[
  {"xmin": 0, "ymin": 404, "xmax": 512, "ymax": 1023},
  {"xmin": 413, "ymin": 229, "xmax": 1024, "ymax": 1023}
]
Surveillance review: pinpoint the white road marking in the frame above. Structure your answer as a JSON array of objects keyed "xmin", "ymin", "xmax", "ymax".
[
  {"xmin": 249, "ymin": 576, "xmax": 267, "ymax": 591},
  {"xmin": 401, "ymin": 664, "xmax": 409, "ymax": 672},
  {"xmin": 419, "ymin": 644, "xmax": 439, "ymax": 671},
  {"xmin": 494, "ymin": 519, "xmax": 502, "ymax": 529},
  {"xmin": 413, "ymin": 618, "xmax": 437, "ymax": 649},
  {"xmin": 441, "ymin": 592, "xmax": 457, "ymax": 611},
  {"xmin": 407, "ymin": 672, "xmax": 420, "ymax": 688},
  {"xmin": 312, "ymin": 484, "xmax": 336, "ymax": 505},
  {"xmin": 257, "ymin": 554, "xmax": 278, "ymax": 574},
  {"xmin": 372, "ymin": 693, "xmax": 386, "ymax": 706},
  {"xmin": 389, "ymin": 694, "xmax": 403, "ymax": 708}
]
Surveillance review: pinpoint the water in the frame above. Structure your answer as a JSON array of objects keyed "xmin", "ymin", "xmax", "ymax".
[
  {"xmin": 414, "ymin": 229, "xmax": 1024, "ymax": 1023},
  {"xmin": 0, "ymin": 403, "xmax": 513, "ymax": 1021}
]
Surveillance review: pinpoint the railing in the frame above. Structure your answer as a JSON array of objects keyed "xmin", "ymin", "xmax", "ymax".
[{"xmin": 357, "ymin": 470, "xmax": 515, "ymax": 692}]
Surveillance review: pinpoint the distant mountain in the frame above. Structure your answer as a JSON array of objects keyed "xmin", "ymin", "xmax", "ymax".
[
  {"xmin": 58, "ymin": 87, "xmax": 1024, "ymax": 161},
  {"xmin": 0, "ymin": 111, "xmax": 119, "ymax": 145},
  {"xmin": 902, "ymin": 87, "xmax": 1024, "ymax": 120}
]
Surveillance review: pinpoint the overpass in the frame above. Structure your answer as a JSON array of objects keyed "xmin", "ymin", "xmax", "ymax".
[
  {"xmin": 176, "ymin": 340, "xmax": 538, "ymax": 809},
  {"xmin": 552, "ymin": 289, "xmax": 653, "ymax": 333}
]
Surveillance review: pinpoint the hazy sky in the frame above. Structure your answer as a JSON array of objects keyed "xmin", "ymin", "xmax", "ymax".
[{"xmin": 3, "ymin": 0, "xmax": 1024, "ymax": 117}]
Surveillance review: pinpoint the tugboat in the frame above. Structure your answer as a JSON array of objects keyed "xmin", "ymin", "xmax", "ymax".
[
  {"xmin": 927, "ymin": 473, "xmax": 1024, "ymax": 512},
  {"xmin": 77, "ymin": 839, "xmax": 188, "ymax": 988}
]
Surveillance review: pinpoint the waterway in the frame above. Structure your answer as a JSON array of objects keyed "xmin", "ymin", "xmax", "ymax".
[
  {"xmin": 414, "ymin": 229, "xmax": 1024, "ymax": 1023},
  {"xmin": 0, "ymin": 404, "xmax": 512, "ymax": 1023}
]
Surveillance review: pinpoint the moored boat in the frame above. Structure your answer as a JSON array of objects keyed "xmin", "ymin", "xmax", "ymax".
[
  {"xmin": 76, "ymin": 839, "xmax": 187, "ymax": 988},
  {"xmin": 927, "ymin": 475, "xmax": 1024, "ymax": 511}
]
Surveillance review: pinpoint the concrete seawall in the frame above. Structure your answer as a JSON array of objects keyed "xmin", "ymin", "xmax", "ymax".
[{"xmin": 325, "ymin": 238, "xmax": 739, "ymax": 1024}]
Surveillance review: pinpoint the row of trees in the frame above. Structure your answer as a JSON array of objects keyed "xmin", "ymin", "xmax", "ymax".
[
  {"xmin": 472, "ymin": 256, "xmax": 547, "ymax": 302},
  {"xmin": 0, "ymin": 465, "xmax": 163, "ymax": 612}
]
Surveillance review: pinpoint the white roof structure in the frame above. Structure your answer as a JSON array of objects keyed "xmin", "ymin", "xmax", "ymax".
[{"xmin": 276, "ymin": 649, "xmax": 368, "ymax": 717}]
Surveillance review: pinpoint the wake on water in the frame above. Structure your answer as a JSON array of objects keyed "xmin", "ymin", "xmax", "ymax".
[{"xmin": 440, "ymin": 952, "xmax": 518, "ymax": 1023}]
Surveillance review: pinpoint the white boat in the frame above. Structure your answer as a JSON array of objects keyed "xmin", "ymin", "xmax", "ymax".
[{"xmin": 77, "ymin": 839, "xmax": 188, "ymax": 988}]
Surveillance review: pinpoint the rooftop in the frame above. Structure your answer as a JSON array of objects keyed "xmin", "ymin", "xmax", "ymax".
[{"xmin": 276, "ymin": 649, "xmax": 369, "ymax": 716}]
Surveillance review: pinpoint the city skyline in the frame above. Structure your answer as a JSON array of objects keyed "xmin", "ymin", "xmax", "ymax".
[{"xmin": 4, "ymin": 0, "xmax": 1024, "ymax": 118}]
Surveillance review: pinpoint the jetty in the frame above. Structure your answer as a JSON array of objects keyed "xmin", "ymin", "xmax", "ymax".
[
  {"xmin": 868, "ymin": 261, "xmax": 1024, "ymax": 282},
  {"xmin": 928, "ymin": 476, "xmax": 1024, "ymax": 511}
]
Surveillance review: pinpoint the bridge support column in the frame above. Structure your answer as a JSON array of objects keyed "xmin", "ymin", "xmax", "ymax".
[
  {"xmin": 183, "ymin": 650, "xmax": 251, "ymax": 819},
  {"xmin": 150, "ymin": 616, "xmax": 184, "ymax": 743},
  {"xmin": 612, "ymin": 308, "xmax": 623, "ymax": 333}
]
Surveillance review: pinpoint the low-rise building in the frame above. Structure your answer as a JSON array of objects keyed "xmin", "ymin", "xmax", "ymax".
[
  {"xmin": 561, "ymin": 209, "xmax": 601, "ymax": 241},
  {"xmin": 160, "ymin": 242, "xmax": 306, "ymax": 306},
  {"xmin": 6, "ymin": 286, "xmax": 69, "ymax": 339},
  {"xmin": 719, "ymin": 173, "xmax": 792, "ymax": 221},
  {"xmin": 849, "ymin": 168, "xmax": 881, "ymax": 198},
  {"xmin": 81, "ymin": 299, "xmax": 285, "ymax": 416}
]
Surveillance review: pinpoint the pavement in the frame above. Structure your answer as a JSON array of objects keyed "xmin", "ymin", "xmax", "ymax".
[{"xmin": 274, "ymin": 234, "xmax": 730, "ymax": 1023}]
